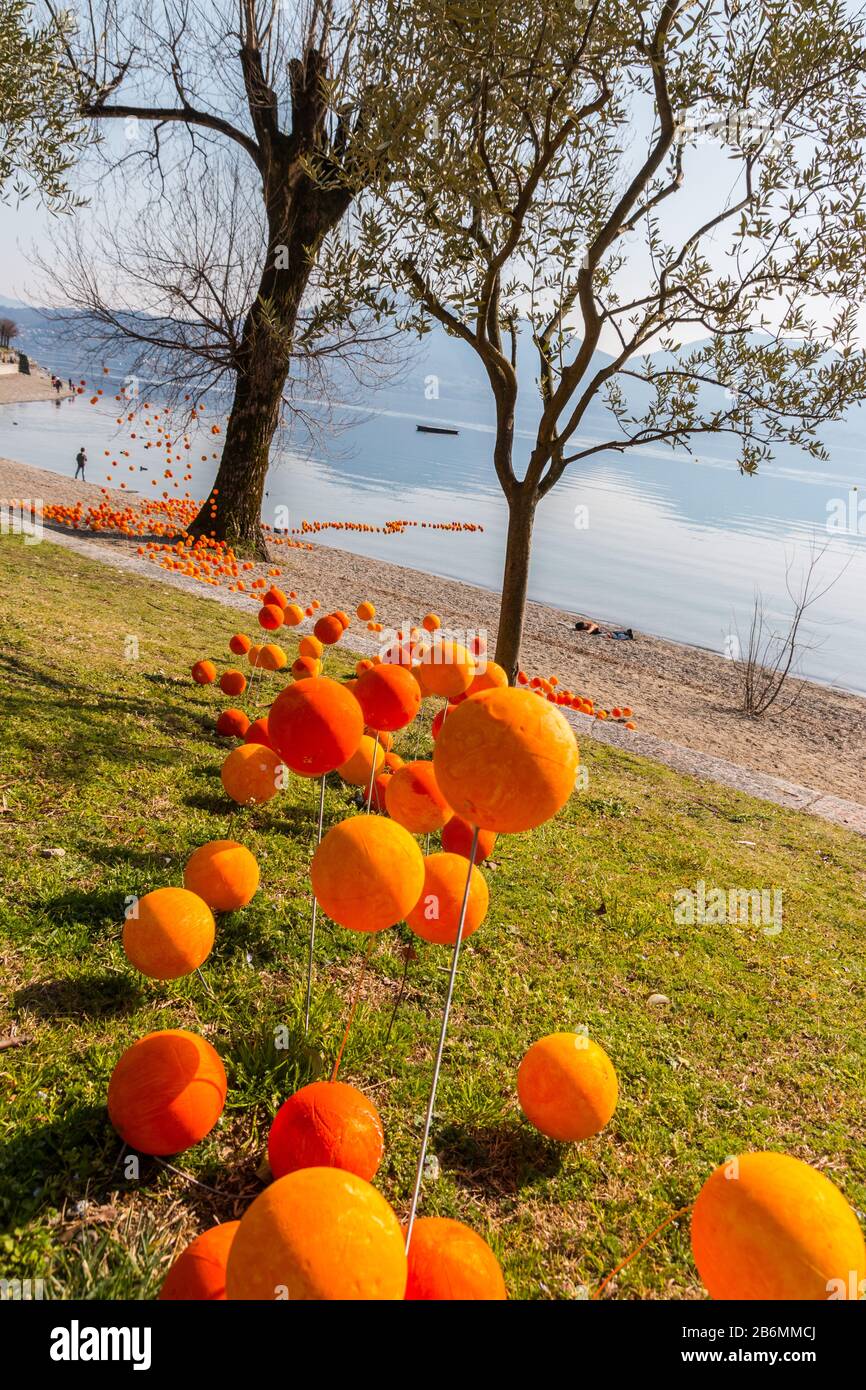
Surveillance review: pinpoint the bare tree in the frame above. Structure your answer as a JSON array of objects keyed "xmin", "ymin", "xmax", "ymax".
[
  {"xmin": 364, "ymin": 0, "xmax": 866, "ymax": 679},
  {"xmin": 44, "ymin": 0, "xmax": 420, "ymax": 553},
  {"xmin": 733, "ymin": 544, "xmax": 849, "ymax": 717}
]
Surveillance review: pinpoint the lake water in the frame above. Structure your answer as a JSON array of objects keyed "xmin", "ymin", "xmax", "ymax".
[{"xmin": 2, "ymin": 361, "xmax": 865, "ymax": 694}]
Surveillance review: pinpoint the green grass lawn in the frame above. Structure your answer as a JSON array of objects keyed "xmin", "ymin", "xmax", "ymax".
[{"xmin": 1, "ymin": 534, "xmax": 864, "ymax": 1300}]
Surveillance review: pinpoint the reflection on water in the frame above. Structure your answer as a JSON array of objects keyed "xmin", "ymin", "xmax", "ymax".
[{"xmin": 1, "ymin": 383, "xmax": 864, "ymax": 694}]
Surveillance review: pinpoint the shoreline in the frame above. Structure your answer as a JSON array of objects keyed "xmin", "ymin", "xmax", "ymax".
[
  {"xmin": 2, "ymin": 453, "xmax": 865, "ymax": 806},
  {"xmin": 0, "ymin": 368, "xmax": 75, "ymax": 405}
]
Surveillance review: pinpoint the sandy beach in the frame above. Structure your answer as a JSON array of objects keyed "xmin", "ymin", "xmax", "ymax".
[
  {"xmin": 0, "ymin": 367, "xmax": 74, "ymax": 404},
  {"xmin": 2, "ymin": 454, "xmax": 864, "ymax": 806}
]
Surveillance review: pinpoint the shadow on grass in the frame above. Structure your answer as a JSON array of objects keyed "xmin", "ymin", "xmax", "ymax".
[
  {"xmin": 14, "ymin": 973, "xmax": 142, "ymax": 1020},
  {"xmin": 436, "ymin": 1120, "xmax": 564, "ymax": 1193}
]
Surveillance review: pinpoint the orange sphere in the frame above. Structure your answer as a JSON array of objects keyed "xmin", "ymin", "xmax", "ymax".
[
  {"xmin": 311, "ymin": 816, "xmax": 424, "ymax": 932},
  {"xmin": 107, "ymin": 1029, "xmax": 227, "ymax": 1155},
  {"xmin": 368, "ymin": 728, "xmax": 394, "ymax": 752},
  {"xmin": 405, "ymin": 1218, "xmax": 506, "ymax": 1300},
  {"xmin": 416, "ymin": 639, "xmax": 475, "ymax": 698},
  {"xmin": 283, "ymin": 603, "xmax": 304, "ymax": 627},
  {"xmin": 298, "ymin": 634, "xmax": 323, "ymax": 661},
  {"xmin": 422, "ymin": 612, "xmax": 441, "ymax": 632},
  {"xmin": 441, "ymin": 815, "xmax": 497, "ymax": 863},
  {"xmin": 269, "ymin": 676, "xmax": 364, "ymax": 776},
  {"xmin": 263, "ymin": 586, "xmax": 288, "ymax": 609},
  {"xmin": 517, "ymin": 1033, "xmax": 617, "ymax": 1141},
  {"xmin": 355, "ymin": 664, "xmax": 421, "ymax": 733},
  {"xmin": 257, "ymin": 643, "xmax": 287, "ymax": 672},
  {"xmin": 337, "ymin": 732, "xmax": 385, "ymax": 787},
  {"xmin": 314, "ymin": 614, "xmax": 344, "ymax": 646},
  {"xmin": 191, "ymin": 659, "xmax": 216, "ymax": 685},
  {"xmin": 292, "ymin": 654, "xmax": 321, "ymax": 681},
  {"xmin": 467, "ymin": 660, "xmax": 508, "ymax": 697},
  {"xmin": 244, "ymin": 716, "xmax": 277, "ymax": 752},
  {"xmin": 225, "ymin": 1168, "xmax": 406, "ymax": 1301},
  {"xmin": 385, "ymin": 761, "xmax": 451, "ymax": 833},
  {"xmin": 434, "ymin": 686, "xmax": 579, "ymax": 832},
  {"xmin": 216, "ymin": 708, "xmax": 249, "ymax": 739},
  {"xmin": 692, "ymin": 1152, "xmax": 866, "ymax": 1301},
  {"xmin": 219, "ymin": 668, "xmax": 247, "ymax": 697},
  {"xmin": 258, "ymin": 603, "xmax": 284, "ymax": 631},
  {"xmin": 247, "ymin": 643, "xmax": 263, "ymax": 668},
  {"xmin": 406, "ymin": 852, "xmax": 489, "ymax": 945},
  {"xmin": 356, "ymin": 600, "xmax": 375, "ymax": 621},
  {"xmin": 383, "ymin": 751, "xmax": 404, "ymax": 772},
  {"xmin": 221, "ymin": 743, "xmax": 283, "ymax": 804},
  {"xmin": 371, "ymin": 770, "xmax": 392, "ymax": 813},
  {"xmin": 160, "ymin": 1222, "xmax": 240, "ymax": 1301},
  {"xmin": 183, "ymin": 840, "xmax": 260, "ymax": 912},
  {"xmin": 268, "ymin": 1081, "xmax": 384, "ymax": 1182},
  {"xmin": 333, "ymin": 610, "xmax": 351, "ymax": 630},
  {"xmin": 122, "ymin": 887, "xmax": 214, "ymax": 980},
  {"xmin": 229, "ymin": 633, "xmax": 252, "ymax": 656}
]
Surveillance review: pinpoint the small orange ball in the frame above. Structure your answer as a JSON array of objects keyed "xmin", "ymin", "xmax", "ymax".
[
  {"xmin": 215, "ymin": 708, "xmax": 249, "ymax": 739},
  {"xmin": 441, "ymin": 815, "xmax": 497, "ymax": 863},
  {"xmin": 385, "ymin": 760, "xmax": 452, "ymax": 833},
  {"xmin": 247, "ymin": 643, "xmax": 263, "ymax": 667},
  {"xmin": 219, "ymin": 668, "xmax": 247, "ymax": 697},
  {"xmin": 466, "ymin": 660, "xmax": 509, "ymax": 697},
  {"xmin": 268, "ymin": 1081, "xmax": 384, "ymax": 1181},
  {"xmin": 269, "ymin": 676, "xmax": 364, "ymax": 776},
  {"xmin": 405, "ymin": 1217, "xmax": 506, "ymax": 1300},
  {"xmin": 107, "ymin": 1029, "xmax": 227, "ymax": 1155},
  {"xmin": 434, "ymin": 686, "xmax": 579, "ymax": 832},
  {"xmin": 356, "ymin": 600, "xmax": 375, "ymax": 621},
  {"xmin": 692, "ymin": 1152, "xmax": 866, "ymax": 1301},
  {"xmin": 257, "ymin": 643, "xmax": 287, "ymax": 672},
  {"xmin": 337, "ymin": 733, "xmax": 385, "ymax": 787},
  {"xmin": 311, "ymin": 815, "xmax": 424, "ymax": 932},
  {"xmin": 283, "ymin": 603, "xmax": 304, "ymax": 627},
  {"xmin": 355, "ymin": 664, "xmax": 421, "ymax": 733},
  {"xmin": 422, "ymin": 613, "xmax": 441, "ymax": 632},
  {"xmin": 298, "ymin": 634, "xmax": 324, "ymax": 661},
  {"xmin": 258, "ymin": 603, "xmax": 284, "ymax": 631},
  {"xmin": 122, "ymin": 887, "xmax": 214, "ymax": 979},
  {"xmin": 517, "ymin": 1033, "xmax": 617, "ymax": 1141},
  {"xmin": 160, "ymin": 1222, "xmax": 240, "ymax": 1301},
  {"xmin": 406, "ymin": 852, "xmax": 489, "ymax": 945},
  {"xmin": 183, "ymin": 840, "xmax": 260, "ymax": 912},
  {"xmin": 225, "ymin": 1168, "xmax": 407, "ymax": 1301},
  {"xmin": 314, "ymin": 613, "xmax": 344, "ymax": 646},
  {"xmin": 244, "ymin": 716, "xmax": 277, "ymax": 752},
  {"xmin": 220, "ymin": 743, "xmax": 283, "ymax": 804},
  {"xmin": 191, "ymin": 659, "xmax": 216, "ymax": 685},
  {"xmin": 416, "ymin": 638, "xmax": 475, "ymax": 698},
  {"xmin": 228, "ymin": 633, "xmax": 252, "ymax": 656}
]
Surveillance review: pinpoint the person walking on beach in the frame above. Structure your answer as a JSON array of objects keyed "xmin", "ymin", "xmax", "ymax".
[{"xmin": 74, "ymin": 446, "xmax": 87, "ymax": 480}]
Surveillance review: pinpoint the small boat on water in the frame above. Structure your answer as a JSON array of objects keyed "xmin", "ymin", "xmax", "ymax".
[{"xmin": 416, "ymin": 423, "xmax": 459, "ymax": 436}]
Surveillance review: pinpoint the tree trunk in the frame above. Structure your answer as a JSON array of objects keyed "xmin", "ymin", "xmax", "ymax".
[{"xmin": 495, "ymin": 483, "xmax": 538, "ymax": 683}]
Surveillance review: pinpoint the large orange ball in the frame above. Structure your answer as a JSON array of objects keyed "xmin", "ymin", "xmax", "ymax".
[
  {"xmin": 434, "ymin": 686, "xmax": 578, "ymax": 832},
  {"xmin": 229, "ymin": 633, "xmax": 251, "ymax": 656},
  {"xmin": 691, "ymin": 1153, "xmax": 866, "ymax": 1301},
  {"xmin": 107, "ymin": 1029, "xmax": 227, "ymax": 1155},
  {"xmin": 441, "ymin": 815, "xmax": 497, "ymax": 864},
  {"xmin": 311, "ymin": 816, "xmax": 424, "ymax": 932},
  {"xmin": 314, "ymin": 613, "xmax": 344, "ymax": 646},
  {"xmin": 219, "ymin": 668, "xmax": 247, "ymax": 697},
  {"xmin": 517, "ymin": 1033, "xmax": 617, "ymax": 1141},
  {"xmin": 122, "ymin": 887, "xmax": 215, "ymax": 979},
  {"xmin": 268, "ymin": 677, "xmax": 364, "ymax": 776},
  {"xmin": 337, "ymin": 732, "xmax": 385, "ymax": 787},
  {"xmin": 416, "ymin": 639, "xmax": 475, "ymax": 698},
  {"xmin": 385, "ymin": 760, "xmax": 451, "ymax": 833},
  {"xmin": 216, "ymin": 708, "xmax": 249, "ymax": 739},
  {"xmin": 405, "ymin": 1218, "xmax": 507, "ymax": 1300},
  {"xmin": 406, "ymin": 852, "xmax": 489, "ymax": 945},
  {"xmin": 258, "ymin": 603, "xmax": 284, "ymax": 631},
  {"xmin": 257, "ymin": 643, "xmax": 287, "ymax": 672},
  {"xmin": 467, "ymin": 660, "xmax": 508, "ymax": 697},
  {"xmin": 191, "ymin": 659, "xmax": 216, "ymax": 685},
  {"xmin": 221, "ymin": 743, "xmax": 283, "ymax": 804},
  {"xmin": 183, "ymin": 840, "xmax": 260, "ymax": 912},
  {"xmin": 160, "ymin": 1222, "xmax": 240, "ymax": 1300},
  {"xmin": 225, "ymin": 1168, "xmax": 407, "ymax": 1300},
  {"xmin": 354, "ymin": 664, "xmax": 421, "ymax": 732},
  {"xmin": 268, "ymin": 1081, "xmax": 384, "ymax": 1182}
]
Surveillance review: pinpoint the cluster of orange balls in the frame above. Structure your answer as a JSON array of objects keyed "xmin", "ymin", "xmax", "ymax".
[
  {"xmin": 516, "ymin": 670, "xmax": 636, "ymax": 728},
  {"xmin": 293, "ymin": 519, "xmax": 483, "ymax": 536}
]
